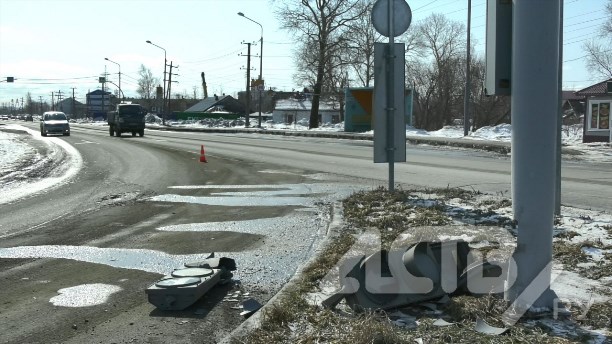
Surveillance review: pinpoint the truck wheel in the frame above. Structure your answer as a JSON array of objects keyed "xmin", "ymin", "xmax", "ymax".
[
  {"xmin": 109, "ymin": 125, "xmax": 115, "ymax": 136},
  {"xmin": 131, "ymin": 131, "xmax": 136, "ymax": 137},
  {"xmin": 116, "ymin": 129, "xmax": 122, "ymax": 137},
  {"xmin": 138, "ymin": 129, "xmax": 144, "ymax": 137}
]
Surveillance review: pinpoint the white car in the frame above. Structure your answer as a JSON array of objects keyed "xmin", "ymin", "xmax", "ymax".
[{"xmin": 40, "ymin": 111, "xmax": 70, "ymax": 136}]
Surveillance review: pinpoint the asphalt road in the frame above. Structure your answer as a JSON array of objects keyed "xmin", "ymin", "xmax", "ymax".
[
  {"xmin": 0, "ymin": 123, "xmax": 610, "ymax": 343},
  {"xmin": 73, "ymin": 123, "xmax": 611, "ymax": 211}
]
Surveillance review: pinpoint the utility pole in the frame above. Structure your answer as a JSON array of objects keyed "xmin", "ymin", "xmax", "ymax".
[
  {"xmin": 57, "ymin": 90, "xmax": 64, "ymax": 112},
  {"xmin": 165, "ymin": 62, "xmax": 179, "ymax": 122},
  {"xmin": 51, "ymin": 92, "xmax": 55, "ymax": 111},
  {"xmin": 241, "ymin": 42, "xmax": 252, "ymax": 127},
  {"xmin": 71, "ymin": 88, "xmax": 76, "ymax": 118},
  {"xmin": 38, "ymin": 96, "xmax": 43, "ymax": 114}
]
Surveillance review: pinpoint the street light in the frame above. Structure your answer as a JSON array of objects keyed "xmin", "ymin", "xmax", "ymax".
[
  {"xmin": 146, "ymin": 40, "xmax": 167, "ymax": 124},
  {"xmin": 104, "ymin": 57, "xmax": 122, "ymax": 100},
  {"xmin": 238, "ymin": 11, "xmax": 264, "ymax": 128}
]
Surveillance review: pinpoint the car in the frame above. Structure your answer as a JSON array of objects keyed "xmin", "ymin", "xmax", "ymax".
[
  {"xmin": 25, "ymin": 114, "xmax": 33, "ymax": 121},
  {"xmin": 40, "ymin": 111, "xmax": 70, "ymax": 136},
  {"xmin": 0, "ymin": 115, "xmax": 8, "ymax": 120}
]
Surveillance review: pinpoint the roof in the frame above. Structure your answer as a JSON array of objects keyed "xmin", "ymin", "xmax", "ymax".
[
  {"xmin": 185, "ymin": 96, "xmax": 244, "ymax": 112},
  {"xmin": 56, "ymin": 97, "xmax": 84, "ymax": 106},
  {"xmin": 86, "ymin": 89, "xmax": 111, "ymax": 96},
  {"xmin": 274, "ymin": 98, "xmax": 339, "ymax": 111},
  {"xmin": 575, "ymin": 78, "xmax": 612, "ymax": 96},
  {"xmin": 562, "ymin": 90, "xmax": 583, "ymax": 101}
]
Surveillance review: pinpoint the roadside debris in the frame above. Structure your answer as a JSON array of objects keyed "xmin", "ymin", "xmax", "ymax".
[
  {"xmin": 322, "ymin": 240, "xmax": 504, "ymax": 312},
  {"xmin": 145, "ymin": 253, "xmax": 236, "ymax": 310},
  {"xmin": 240, "ymin": 298, "xmax": 263, "ymax": 318}
]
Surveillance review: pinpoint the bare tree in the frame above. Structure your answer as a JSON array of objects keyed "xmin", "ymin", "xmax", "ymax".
[
  {"xmin": 469, "ymin": 57, "xmax": 510, "ymax": 129},
  {"xmin": 25, "ymin": 92, "xmax": 36, "ymax": 114},
  {"xmin": 344, "ymin": 0, "xmax": 382, "ymax": 87},
  {"xmin": 137, "ymin": 64, "xmax": 159, "ymax": 100},
  {"xmin": 405, "ymin": 14, "xmax": 466, "ymax": 130},
  {"xmin": 276, "ymin": 0, "xmax": 368, "ymax": 128},
  {"xmin": 583, "ymin": 41, "xmax": 612, "ymax": 79},
  {"xmin": 582, "ymin": 0, "xmax": 612, "ymax": 80},
  {"xmin": 603, "ymin": 0, "xmax": 612, "ymax": 36}
]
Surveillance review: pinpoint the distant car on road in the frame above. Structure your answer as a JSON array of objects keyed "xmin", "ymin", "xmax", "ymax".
[
  {"xmin": 40, "ymin": 111, "xmax": 70, "ymax": 136},
  {"xmin": 25, "ymin": 114, "xmax": 33, "ymax": 121},
  {"xmin": 0, "ymin": 115, "xmax": 8, "ymax": 120}
]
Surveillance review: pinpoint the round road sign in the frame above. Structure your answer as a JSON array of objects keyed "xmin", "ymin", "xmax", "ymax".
[{"xmin": 372, "ymin": 0, "xmax": 412, "ymax": 37}]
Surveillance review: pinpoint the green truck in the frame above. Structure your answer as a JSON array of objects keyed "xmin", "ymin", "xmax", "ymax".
[{"xmin": 108, "ymin": 102, "xmax": 146, "ymax": 137}]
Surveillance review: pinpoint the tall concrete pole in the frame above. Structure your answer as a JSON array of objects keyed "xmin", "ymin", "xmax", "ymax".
[
  {"xmin": 555, "ymin": 2, "xmax": 564, "ymax": 215},
  {"xmin": 463, "ymin": 0, "xmax": 471, "ymax": 136},
  {"xmin": 507, "ymin": 0, "xmax": 561, "ymax": 308}
]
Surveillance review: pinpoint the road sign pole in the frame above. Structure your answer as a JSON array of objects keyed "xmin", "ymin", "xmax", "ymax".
[{"xmin": 386, "ymin": 0, "xmax": 395, "ymax": 192}]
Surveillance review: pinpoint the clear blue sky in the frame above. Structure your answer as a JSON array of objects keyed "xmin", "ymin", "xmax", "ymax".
[{"xmin": 0, "ymin": 0, "xmax": 608, "ymax": 107}]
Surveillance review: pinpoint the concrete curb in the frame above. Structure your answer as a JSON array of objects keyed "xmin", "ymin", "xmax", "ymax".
[
  {"xmin": 219, "ymin": 201, "xmax": 345, "ymax": 344},
  {"xmin": 148, "ymin": 125, "xmax": 586, "ymax": 156}
]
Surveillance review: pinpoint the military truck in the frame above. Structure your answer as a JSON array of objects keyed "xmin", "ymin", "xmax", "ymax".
[{"xmin": 108, "ymin": 102, "xmax": 146, "ymax": 137}]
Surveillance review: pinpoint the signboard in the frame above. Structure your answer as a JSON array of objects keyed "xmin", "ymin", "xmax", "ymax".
[
  {"xmin": 344, "ymin": 87, "xmax": 413, "ymax": 132},
  {"xmin": 373, "ymin": 42, "xmax": 406, "ymax": 163}
]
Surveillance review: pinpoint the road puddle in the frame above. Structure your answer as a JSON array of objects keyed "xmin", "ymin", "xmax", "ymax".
[
  {"xmin": 150, "ymin": 194, "xmax": 314, "ymax": 207},
  {"xmin": 154, "ymin": 183, "xmax": 339, "ymax": 207},
  {"xmin": 50, "ymin": 283, "xmax": 122, "ymax": 307},
  {"xmin": 0, "ymin": 245, "xmax": 212, "ymax": 274},
  {"xmin": 157, "ymin": 215, "xmax": 312, "ymax": 234}
]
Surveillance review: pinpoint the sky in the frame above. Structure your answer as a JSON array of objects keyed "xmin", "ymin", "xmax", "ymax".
[{"xmin": 0, "ymin": 0, "xmax": 609, "ymax": 109}]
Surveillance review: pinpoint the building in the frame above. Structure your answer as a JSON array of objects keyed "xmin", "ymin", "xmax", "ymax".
[
  {"xmin": 272, "ymin": 95, "xmax": 340, "ymax": 125},
  {"xmin": 177, "ymin": 95, "xmax": 245, "ymax": 120},
  {"xmin": 54, "ymin": 97, "xmax": 85, "ymax": 118},
  {"xmin": 86, "ymin": 89, "xmax": 113, "ymax": 120},
  {"xmin": 575, "ymin": 78, "xmax": 612, "ymax": 143}
]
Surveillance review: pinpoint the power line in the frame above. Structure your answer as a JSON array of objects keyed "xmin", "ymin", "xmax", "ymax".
[{"xmin": 413, "ymin": 0, "xmax": 445, "ymax": 12}]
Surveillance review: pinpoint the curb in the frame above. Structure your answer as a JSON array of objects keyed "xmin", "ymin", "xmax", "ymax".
[
  {"xmin": 148, "ymin": 125, "xmax": 586, "ymax": 156},
  {"xmin": 219, "ymin": 201, "xmax": 345, "ymax": 343},
  {"xmin": 147, "ymin": 125, "xmax": 513, "ymax": 153}
]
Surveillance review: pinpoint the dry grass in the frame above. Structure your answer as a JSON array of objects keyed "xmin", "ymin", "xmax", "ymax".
[
  {"xmin": 553, "ymin": 241, "xmax": 589, "ymax": 268},
  {"xmin": 574, "ymin": 301, "xmax": 612, "ymax": 330},
  {"xmin": 233, "ymin": 187, "xmax": 608, "ymax": 344}
]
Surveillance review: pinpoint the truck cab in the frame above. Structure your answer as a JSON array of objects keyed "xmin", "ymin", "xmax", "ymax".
[{"xmin": 108, "ymin": 102, "xmax": 146, "ymax": 137}]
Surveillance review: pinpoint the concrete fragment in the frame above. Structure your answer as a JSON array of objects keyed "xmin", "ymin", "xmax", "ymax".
[{"xmin": 474, "ymin": 318, "xmax": 508, "ymax": 335}]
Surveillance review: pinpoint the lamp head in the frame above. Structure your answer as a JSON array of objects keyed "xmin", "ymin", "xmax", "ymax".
[
  {"xmin": 104, "ymin": 57, "xmax": 109, "ymax": 61},
  {"xmin": 237, "ymin": 12, "xmax": 244, "ymax": 16},
  {"xmin": 146, "ymin": 40, "xmax": 152, "ymax": 44}
]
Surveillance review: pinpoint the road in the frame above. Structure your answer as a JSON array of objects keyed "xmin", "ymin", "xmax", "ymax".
[{"xmin": 0, "ymin": 123, "xmax": 610, "ymax": 343}]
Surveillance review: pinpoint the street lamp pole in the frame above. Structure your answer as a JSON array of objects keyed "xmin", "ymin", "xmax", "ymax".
[
  {"xmin": 104, "ymin": 57, "xmax": 122, "ymax": 100},
  {"xmin": 238, "ymin": 12, "xmax": 263, "ymax": 128},
  {"xmin": 146, "ymin": 40, "xmax": 167, "ymax": 124}
]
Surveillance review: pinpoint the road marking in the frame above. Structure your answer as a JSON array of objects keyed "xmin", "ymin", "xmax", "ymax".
[{"xmin": 74, "ymin": 140, "xmax": 100, "ymax": 145}]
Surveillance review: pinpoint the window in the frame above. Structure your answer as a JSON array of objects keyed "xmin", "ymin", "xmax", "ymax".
[{"xmin": 589, "ymin": 101, "xmax": 610, "ymax": 130}]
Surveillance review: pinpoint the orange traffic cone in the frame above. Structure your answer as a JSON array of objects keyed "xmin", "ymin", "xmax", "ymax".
[{"xmin": 199, "ymin": 145, "xmax": 207, "ymax": 163}]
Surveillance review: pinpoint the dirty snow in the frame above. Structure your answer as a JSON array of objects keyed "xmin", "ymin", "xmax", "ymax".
[{"xmin": 50, "ymin": 283, "xmax": 122, "ymax": 308}]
